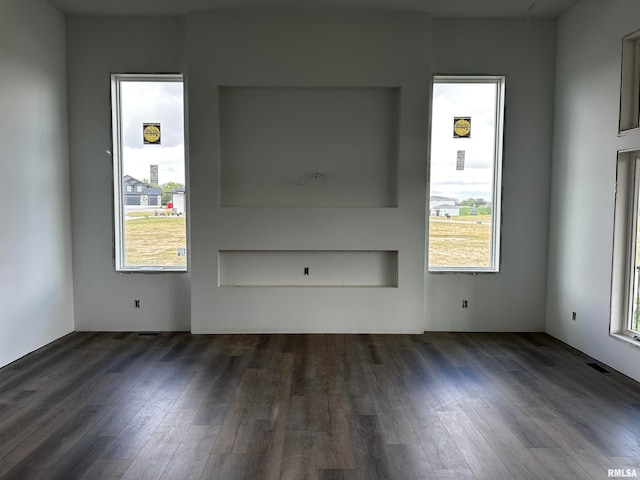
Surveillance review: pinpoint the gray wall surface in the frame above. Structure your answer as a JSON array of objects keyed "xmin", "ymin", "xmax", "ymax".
[
  {"xmin": 0, "ymin": 0, "xmax": 74, "ymax": 367},
  {"xmin": 66, "ymin": 17, "xmax": 191, "ymax": 331},
  {"xmin": 66, "ymin": 13, "xmax": 430, "ymax": 334},
  {"xmin": 64, "ymin": 13, "xmax": 558, "ymax": 335},
  {"xmin": 547, "ymin": 0, "xmax": 640, "ymax": 381},
  {"xmin": 428, "ymin": 19, "xmax": 557, "ymax": 332},
  {"xmin": 188, "ymin": 12, "xmax": 430, "ymax": 333}
]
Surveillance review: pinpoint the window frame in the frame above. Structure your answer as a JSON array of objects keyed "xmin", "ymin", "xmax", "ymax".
[
  {"xmin": 610, "ymin": 32, "xmax": 640, "ymax": 346},
  {"xmin": 619, "ymin": 31, "xmax": 640, "ymax": 133},
  {"xmin": 427, "ymin": 75, "xmax": 506, "ymax": 273},
  {"xmin": 626, "ymin": 159, "xmax": 640, "ymax": 335},
  {"xmin": 612, "ymin": 152, "xmax": 640, "ymax": 341},
  {"xmin": 111, "ymin": 73, "xmax": 187, "ymax": 273},
  {"xmin": 633, "ymin": 38, "xmax": 640, "ymax": 127}
]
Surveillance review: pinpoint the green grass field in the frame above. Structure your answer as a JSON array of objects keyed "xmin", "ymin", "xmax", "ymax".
[
  {"xmin": 124, "ymin": 213, "xmax": 488, "ymax": 269},
  {"xmin": 124, "ymin": 216, "xmax": 187, "ymax": 266},
  {"xmin": 429, "ymin": 215, "xmax": 492, "ymax": 268}
]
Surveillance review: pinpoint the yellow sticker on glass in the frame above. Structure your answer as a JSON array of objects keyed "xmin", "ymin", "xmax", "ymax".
[
  {"xmin": 143, "ymin": 123, "xmax": 161, "ymax": 144},
  {"xmin": 453, "ymin": 117, "xmax": 471, "ymax": 138}
]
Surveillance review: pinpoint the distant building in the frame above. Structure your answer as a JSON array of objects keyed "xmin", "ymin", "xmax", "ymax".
[
  {"xmin": 171, "ymin": 189, "xmax": 186, "ymax": 214},
  {"xmin": 429, "ymin": 195, "xmax": 460, "ymax": 217},
  {"xmin": 123, "ymin": 175, "xmax": 161, "ymax": 206},
  {"xmin": 150, "ymin": 165, "xmax": 158, "ymax": 186}
]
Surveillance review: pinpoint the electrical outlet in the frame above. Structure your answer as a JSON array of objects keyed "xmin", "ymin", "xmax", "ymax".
[
  {"xmin": 462, "ymin": 300, "xmax": 468, "ymax": 309},
  {"xmin": 304, "ymin": 267, "xmax": 309, "ymax": 276},
  {"xmin": 572, "ymin": 311, "xmax": 577, "ymax": 321},
  {"xmin": 134, "ymin": 299, "xmax": 140, "ymax": 309}
]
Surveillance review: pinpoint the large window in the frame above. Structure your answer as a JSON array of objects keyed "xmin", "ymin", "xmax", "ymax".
[
  {"xmin": 628, "ymin": 158, "xmax": 640, "ymax": 333},
  {"xmin": 612, "ymin": 151, "xmax": 640, "ymax": 338},
  {"xmin": 428, "ymin": 76, "xmax": 505, "ymax": 272},
  {"xmin": 111, "ymin": 74, "xmax": 187, "ymax": 271},
  {"xmin": 611, "ymin": 30, "xmax": 640, "ymax": 342}
]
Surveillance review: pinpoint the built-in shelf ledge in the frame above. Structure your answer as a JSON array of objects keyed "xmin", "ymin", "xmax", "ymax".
[
  {"xmin": 218, "ymin": 250, "xmax": 398, "ymax": 288},
  {"xmin": 220, "ymin": 284, "xmax": 398, "ymax": 288}
]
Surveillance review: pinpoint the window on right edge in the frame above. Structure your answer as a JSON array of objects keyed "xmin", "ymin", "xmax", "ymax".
[
  {"xmin": 619, "ymin": 32, "xmax": 640, "ymax": 132},
  {"xmin": 428, "ymin": 76, "xmax": 505, "ymax": 272},
  {"xmin": 612, "ymin": 151, "xmax": 640, "ymax": 338}
]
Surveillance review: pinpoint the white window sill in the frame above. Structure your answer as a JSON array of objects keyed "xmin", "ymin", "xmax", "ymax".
[
  {"xmin": 610, "ymin": 332, "xmax": 640, "ymax": 350},
  {"xmin": 117, "ymin": 267, "xmax": 187, "ymax": 274},
  {"xmin": 428, "ymin": 268, "xmax": 499, "ymax": 274}
]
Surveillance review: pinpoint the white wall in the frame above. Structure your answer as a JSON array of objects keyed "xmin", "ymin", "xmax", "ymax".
[
  {"xmin": 58, "ymin": 13, "xmax": 560, "ymax": 339},
  {"xmin": 547, "ymin": 0, "xmax": 640, "ymax": 381},
  {"xmin": 0, "ymin": 0, "xmax": 74, "ymax": 367},
  {"xmin": 66, "ymin": 17, "xmax": 191, "ymax": 331},
  {"xmin": 428, "ymin": 19, "xmax": 556, "ymax": 331},
  {"xmin": 188, "ymin": 13, "xmax": 430, "ymax": 333},
  {"xmin": 11, "ymin": 2, "xmax": 640, "ymax": 373}
]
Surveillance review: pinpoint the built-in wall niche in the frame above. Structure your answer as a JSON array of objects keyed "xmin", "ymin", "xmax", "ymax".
[
  {"xmin": 218, "ymin": 250, "xmax": 398, "ymax": 287},
  {"xmin": 219, "ymin": 87, "xmax": 400, "ymax": 207}
]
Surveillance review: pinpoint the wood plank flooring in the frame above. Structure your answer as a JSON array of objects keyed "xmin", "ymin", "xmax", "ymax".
[{"xmin": 0, "ymin": 332, "xmax": 639, "ymax": 479}]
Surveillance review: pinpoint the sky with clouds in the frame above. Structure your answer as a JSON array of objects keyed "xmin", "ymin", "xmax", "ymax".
[
  {"xmin": 430, "ymin": 81, "xmax": 498, "ymax": 202},
  {"xmin": 121, "ymin": 81, "xmax": 185, "ymax": 185}
]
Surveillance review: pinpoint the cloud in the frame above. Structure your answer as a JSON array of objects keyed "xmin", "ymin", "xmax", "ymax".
[
  {"xmin": 122, "ymin": 145, "xmax": 185, "ymax": 184},
  {"xmin": 120, "ymin": 80, "xmax": 185, "ymax": 185},
  {"xmin": 429, "ymin": 81, "xmax": 498, "ymax": 201},
  {"xmin": 121, "ymin": 81, "xmax": 184, "ymax": 149}
]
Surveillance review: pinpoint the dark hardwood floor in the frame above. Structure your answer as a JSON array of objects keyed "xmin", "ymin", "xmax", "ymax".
[{"xmin": 0, "ymin": 331, "xmax": 639, "ymax": 479}]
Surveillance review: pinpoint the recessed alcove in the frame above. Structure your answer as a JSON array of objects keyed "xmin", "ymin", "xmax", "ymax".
[
  {"xmin": 218, "ymin": 86, "xmax": 400, "ymax": 207},
  {"xmin": 218, "ymin": 250, "xmax": 398, "ymax": 287}
]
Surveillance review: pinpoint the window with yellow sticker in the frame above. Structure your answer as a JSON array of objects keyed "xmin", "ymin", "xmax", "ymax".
[{"xmin": 111, "ymin": 74, "xmax": 187, "ymax": 272}]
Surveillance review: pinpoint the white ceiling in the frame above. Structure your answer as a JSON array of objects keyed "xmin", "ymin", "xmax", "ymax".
[{"xmin": 47, "ymin": 0, "xmax": 580, "ymax": 18}]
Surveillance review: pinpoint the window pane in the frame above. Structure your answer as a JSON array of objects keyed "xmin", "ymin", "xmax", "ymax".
[
  {"xmin": 428, "ymin": 78, "xmax": 503, "ymax": 271},
  {"xmin": 630, "ymin": 165, "xmax": 640, "ymax": 332},
  {"xmin": 113, "ymin": 77, "xmax": 187, "ymax": 270}
]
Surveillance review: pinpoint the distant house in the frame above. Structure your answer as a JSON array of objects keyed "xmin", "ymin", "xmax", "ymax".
[
  {"xmin": 123, "ymin": 175, "xmax": 162, "ymax": 206},
  {"xmin": 170, "ymin": 189, "xmax": 186, "ymax": 215},
  {"xmin": 429, "ymin": 196, "xmax": 460, "ymax": 217}
]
